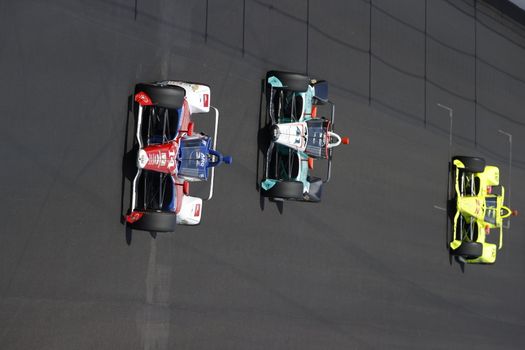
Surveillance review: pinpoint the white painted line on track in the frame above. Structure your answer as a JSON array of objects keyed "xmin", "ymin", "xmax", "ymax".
[
  {"xmin": 433, "ymin": 205, "xmax": 446, "ymax": 211},
  {"xmin": 145, "ymin": 238, "xmax": 157, "ymax": 304},
  {"xmin": 140, "ymin": 238, "xmax": 171, "ymax": 349}
]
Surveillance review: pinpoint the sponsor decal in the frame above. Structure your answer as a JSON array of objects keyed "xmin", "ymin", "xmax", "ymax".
[
  {"xmin": 194, "ymin": 203, "xmax": 201, "ymax": 217},
  {"xmin": 203, "ymin": 93, "xmax": 209, "ymax": 108},
  {"xmin": 148, "ymin": 151, "xmax": 162, "ymax": 167},
  {"xmin": 142, "ymin": 142, "xmax": 179, "ymax": 173},
  {"xmin": 146, "ymin": 151, "xmax": 171, "ymax": 170},
  {"xmin": 191, "ymin": 151, "xmax": 206, "ymax": 167}
]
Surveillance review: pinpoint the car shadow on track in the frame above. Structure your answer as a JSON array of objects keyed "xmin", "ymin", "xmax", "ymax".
[
  {"xmin": 445, "ymin": 161, "xmax": 467, "ymax": 273},
  {"xmin": 256, "ymin": 78, "xmax": 284, "ymax": 215},
  {"xmin": 120, "ymin": 95, "xmax": 136, "ymax": 245},
  {"xmin": 120, "ymin": 94, "xmax": 171, "ymax": 244}
]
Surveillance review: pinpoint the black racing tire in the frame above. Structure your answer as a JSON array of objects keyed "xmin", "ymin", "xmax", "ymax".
[
  {"xmin": 135, "ymin": 83, "xmax": 185, "ymax": 109},
  {"xmin": 451, "ymin": 241, "xmax": 483, "ymax": 259},
  {"xmin": 267, "ymin": 71, "xmax": 310, "ymax": 92},
  {"xmin": 452, "ymin": 156, "xmax": 486, "ymax": 173},
  {"xmin": 130, "ymin": 210, "xmax": 178, "ymax": 232},
  {"xmin": 262, "ymin": 180, "xmax": 305, "ymax": 201}
]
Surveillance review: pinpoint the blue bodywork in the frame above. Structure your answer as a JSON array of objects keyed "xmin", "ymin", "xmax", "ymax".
[
  {"xmin": 150, "ymin": 105, "xmax": 231, "ymax": 211},
  {"xmin": 178, "ymin": 136, "xmax": 223, "ymax": 181}
]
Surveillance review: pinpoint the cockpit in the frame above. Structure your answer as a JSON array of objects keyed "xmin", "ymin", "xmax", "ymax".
[
  {"xmin": 178, "ymin": 135, "xmax": 231, "ymax": 181},
  {"xmin": 304, "ymin": 119, "xmax": 348, "ymax": 159}
]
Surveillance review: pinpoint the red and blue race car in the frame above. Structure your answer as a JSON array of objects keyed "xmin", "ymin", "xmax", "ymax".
[{"xmin": 126, "ymin": 81, "xmax": 232, "ymax": 232}]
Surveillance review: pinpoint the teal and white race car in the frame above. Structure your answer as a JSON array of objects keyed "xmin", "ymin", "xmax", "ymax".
[{"xmin": 260, "ymin": 71, "xmax": 348, "ymax": 202}]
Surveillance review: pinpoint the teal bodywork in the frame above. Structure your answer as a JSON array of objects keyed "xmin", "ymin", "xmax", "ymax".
[
  {"xmin": 264, "ymin": 75, "xmax": 316, "ymax": 192},
  {"xmin": 261, "ymin": 178, "xmax": 277, "ymax": 190}
]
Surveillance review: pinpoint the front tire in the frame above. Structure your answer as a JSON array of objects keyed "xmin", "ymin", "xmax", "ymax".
[
  {"xmin": 267, "ymin": 71, "xmax": 310, "ymax": 92},
  {"xmin": 135, "ymin": 83, "xmax": 185, "ymax": 109},
  {"xmin": 451, "ymin": 241, "xmax": 483, "ymax": 259},
  {"xmin": 130, "ymin": 210, "xmax": 178, "ymax": 232},
  {"xmin": 262, "ymin": 180, "xmax": 305, "ymax": 201},
  {"xmin": 453, "ymin": 156, "xmax": 486, "ymax": 173}
]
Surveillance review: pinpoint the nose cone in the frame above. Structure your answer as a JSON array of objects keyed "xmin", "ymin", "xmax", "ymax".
[
  {"xmin": 270, "ymin": 124, "xmax": 280, "ymax": 141},
  {"xmin": 137, "ymin": 149, "xmax": 149, "ymax": 169},
  {"xmin": 457, "ymin": 196, "xmax": 483, "ymax": 219}
]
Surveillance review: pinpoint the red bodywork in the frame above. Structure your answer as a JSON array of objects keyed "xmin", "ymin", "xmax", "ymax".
[
  {"xmin": 126, "ymin": 92, "xmax": 194, "ymax": 223},
  {"xmin": 135, "ymin": 93, "xmax": 192, "ymax": 175},
  {"xmin": 126, "ymin": 211, "xmax": 144, "ymax": 223},
  {"xmin": 135, "ymin": 91, "xmax": 153, "ymax": 106},
  {"xmin": 142, "ymin": 142, "xmax": 179, "ymax": 174}
]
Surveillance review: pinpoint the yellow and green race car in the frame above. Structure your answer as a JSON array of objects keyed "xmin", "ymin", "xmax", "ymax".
[{"xmin": 450, "ymin": 156, "xmax": 518, "ymax": 264}]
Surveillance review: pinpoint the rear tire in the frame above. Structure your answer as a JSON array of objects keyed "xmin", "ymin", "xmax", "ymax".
[
  {"xmin": 135, "ymin": 83, "xmax": 185, "ymax": 109},
  {"xmin": 130, "ymin": 210, "xmax": 177, "ymax": 232},
  {"xmin": 451, "ymin": 241, "xmax": 483, "ymax": 259},
  {"xmin": 267, "ymin": 71, "xmax": 310, "ymax": 92},
  {"xmin": 452, "ymin": 156, "xmax": 485, "ymax": 173},
  {"xmin": 262, "ymin": 180, "xmax": 305, "ymax": 201}
]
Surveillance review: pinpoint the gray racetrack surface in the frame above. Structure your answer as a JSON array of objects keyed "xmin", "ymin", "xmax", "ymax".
[{"xmin": 1, "ymin": 0, "xmax": 524, "ymax": 349}]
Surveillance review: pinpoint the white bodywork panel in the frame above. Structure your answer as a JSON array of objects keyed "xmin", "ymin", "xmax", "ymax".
[
  {"xmin": 160, "ymin": 80, "xmax": 211, "ymax": 114},
  {"xmin": 137, "ymin": 149, "xmax": 149, "ymax": 169},
  {"xmin": 274, "ymin": 122, "xmax": 308, "ymax": 152},
  {"xmin": 176, "ymin": 195, "xmax": 203, "ymax": 225},
  {"xmin": 274, "ymin": 121, "xmax": 343, "ymax": 152}
]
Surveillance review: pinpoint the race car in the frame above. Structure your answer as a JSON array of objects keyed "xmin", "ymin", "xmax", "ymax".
[
  {"xmin": 125, "ymin": 81, "xmax": 232, "ymax": 232},
  {"xmin": 450, "ymin": 156, "xmax": 518, "ymax": 263},
  {"xmin": 260, "ymin": 71, "xmax": 349, "ymax": 202}
]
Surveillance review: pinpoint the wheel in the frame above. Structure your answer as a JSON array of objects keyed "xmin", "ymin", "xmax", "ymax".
[
  {"xmin": 130, "ymin": 210, "xmax": 178, "ymax": 232},
  {"xmin": 135, "ymin": 83, "xmax": 185, "ymax": 109},
  {"xmin": 267, "ymin": 71, "xmax": 310, "ymax": 92},
  {"xmin": 262, "ymin": 180, "xmax": 304, "ymax": 201},
  {"xmin": 451, "ymin": 241, "xmax": 483, "ymax": 259},
  {"xmin": 452, "ymin": 156, "xmax": 486, "ymax": 173}
]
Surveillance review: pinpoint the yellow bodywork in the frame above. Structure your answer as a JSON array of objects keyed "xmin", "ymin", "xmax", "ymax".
[{"xmin": 451, "ymin": 159, "xmax": 512, "ymax": 264}]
